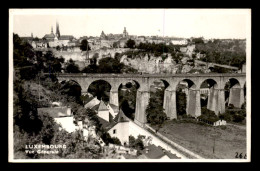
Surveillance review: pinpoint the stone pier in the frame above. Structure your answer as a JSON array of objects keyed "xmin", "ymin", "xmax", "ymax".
[
  {"xmin": 228, "ymin": 88, "xmax": 244, "ymax": 108},
  {"xmin": 163, "ymin": 89, "xmax": 177, "ymax": 119},
  {"xmin": 207, "ymin": 88, "xmax": 225, "ymax": 115},
  {"xmin": 134, "ymin": 90, "xmax": 150, "ymax": 127},
  {"xmin": 217, "ymin": 89, "xmax": 225, "ymax": 114},
  {"xmin": 109, "ymin": 90, "xmax": 119, "ymax": 107},
  {"xmin": 187, "ymin": 89, "xmax": 201, "ymax": 117}
]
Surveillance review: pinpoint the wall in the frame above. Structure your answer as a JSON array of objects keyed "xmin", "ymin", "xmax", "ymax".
[
  {"xmin": 107, "ymin": 104, "xmax": 118, "ymax": 118},
  {"xmin": 120, "ymin": 54, "xmax": 180, "ymax": 74},
  {"xmin": 98, "ymin": 110, "xmax": 110, "ymax": 122},
  {"xmin": 52, "ymin": 48, "xmax": 129, "ymax": 63},
  {"xmin": 108, "ymin": 122, "xmax": 130, "ymax": 145},
  {"xmin": 54, "ymin": 116, "xmax": 78, "ymax": 133}
]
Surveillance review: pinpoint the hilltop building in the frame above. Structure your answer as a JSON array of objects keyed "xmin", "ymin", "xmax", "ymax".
[
  {"xmin": 123, "ymin": 27, "xmax": 129, "ymax": 38},
  {"xmin": 30, "ymin": 21, "xmax": 76, "ymax": 48}
]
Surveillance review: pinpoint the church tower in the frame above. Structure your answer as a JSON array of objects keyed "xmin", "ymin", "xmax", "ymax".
[
  {"xmin": 123, "ymin": 27, "xmax": 128, "ymax": 38},
  {"xmin": 56, "ymin": 21, "xmax": 61, "ymax": 39}
]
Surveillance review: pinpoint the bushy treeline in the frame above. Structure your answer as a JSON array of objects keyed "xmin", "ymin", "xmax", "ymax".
[
  {"xmin": 123, "ymin": 38, "xmax": 246, "ymax": 69},
  {"xmin": 146, "ymin": 89, "xmax": 167, "ymax": 126},
  {"xmin": 81, "ymin": 57, "xmax": 138, "ymax": 74},
  {"xmin": 195, "ymin": 39, "xmax": 246, "ymax": 68}
]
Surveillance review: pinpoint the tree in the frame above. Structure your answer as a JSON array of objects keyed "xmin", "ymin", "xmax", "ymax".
[
  {"xmin": 146, "ymin": 89, "xmax": 167, "ymax": 125},
  {"xmin": 56, "ymin": 45, "xmax": 61, "ymax": 51},
  {"xmin": 113, "ymin": 42, "xmax": 119, "ymax": 48},
  {"xmin": 126, "ymin": 39, "xmax": 136, "ymax": 48},
  {"xmin": 65, "ymin": 59, "xmax": 80, "ymax": 73},
  {"xmin": 192, "ymin": 37, "xmax": 204, "ymax": 44},
  {"xmin": 176, "ymin": 89, "xmax": 187, "ymax": 116},
  {"xmin": 80, "ymin": 39, "xmax": 91, "ymax": 51},
  {"xmin": 98, "ymin": 57, "xmax": 124, "ymax": 73},
  {"xmin": 129, "ymin": 135, "xmax": 144, "ymax": 155},
  {"xmin": 114, "ymin": 52, "xmax": 121, "ymax": 61},
  {"xmin": 13, "ymin": 33, "xmax": 35, "ymax": 69},
  {"xmin": 88, "ymin": 80, "xmax": 111, "ymax": 101}
]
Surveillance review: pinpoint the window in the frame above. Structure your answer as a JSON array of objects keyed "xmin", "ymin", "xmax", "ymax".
[{"xmin": 113, "ymin": 129, "xmax": 116, "ymax": 134}]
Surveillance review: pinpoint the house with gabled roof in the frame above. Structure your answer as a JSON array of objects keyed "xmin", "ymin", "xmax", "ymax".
[
  {"xmin": 37, "ymin": 107, "xmax": 78, "ymax": 133},
  {"xmin": 107, "ymin": 109, "xmax": 130, "ymax": 145},
  {"xmin": 97, "ymin": 100, "xmax": 110, "ymax": 122}
]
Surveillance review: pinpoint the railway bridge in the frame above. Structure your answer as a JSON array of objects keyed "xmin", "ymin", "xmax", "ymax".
[{"xmin": 56, "ymin": 73, "xmax": 246, "ymax": 126}]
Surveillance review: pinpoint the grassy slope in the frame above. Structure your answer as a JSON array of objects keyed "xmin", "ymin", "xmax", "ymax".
[{"xmin": 153, "ymin": 120, "xmax": 246, "ymax": 159}]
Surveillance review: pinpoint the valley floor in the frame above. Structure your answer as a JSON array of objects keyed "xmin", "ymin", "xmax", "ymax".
[{"xmin": 151, "ymin": 120, "xmax": 247, "ymax": 159}]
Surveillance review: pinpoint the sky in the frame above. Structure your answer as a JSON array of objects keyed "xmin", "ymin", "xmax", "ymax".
[{"xmin": 11, "ymin": 9, "xmax": 251, "ymax": 39}]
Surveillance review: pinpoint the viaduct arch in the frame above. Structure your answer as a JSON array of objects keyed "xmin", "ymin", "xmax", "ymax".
[{"xmin": 56, "ymin": 73, "xmax": 246, "ymax": 127}]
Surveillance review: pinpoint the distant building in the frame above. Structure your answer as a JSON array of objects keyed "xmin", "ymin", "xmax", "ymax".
[
  {"xmin": 100, "ymin": 31, "xmax": 107, "ymax": 40},
  {"xmin": 42, "ymin": 21, "xmax": 75, "ymax": 47},
  {"xmin": 122, "ymin": 27, "xmax": 129, "ymax": 38},
  {"xmin": 20, "ymin": 33, "xmax": 34, "ymax": 43},
  {"xmin": 171, "ymin": 38, "xmax": 188, "ymax": 45}
]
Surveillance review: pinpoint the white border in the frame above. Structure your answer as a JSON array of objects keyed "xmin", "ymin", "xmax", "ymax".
[{"xmin": 8, "ymin": 8, "xmax": 251, "ymax": 163}]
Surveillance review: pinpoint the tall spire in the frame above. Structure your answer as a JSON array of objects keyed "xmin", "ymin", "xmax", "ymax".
[{"xmin": 56, "ymin": 21, "xmax": 60, "ymax": 38}]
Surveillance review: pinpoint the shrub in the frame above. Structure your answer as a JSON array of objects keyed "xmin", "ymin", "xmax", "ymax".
[
  {"xmin": 232, "ymin": 114, "xmax": 245, "ymax": 123},
  {"xmin": 219, "ymin": 113, "xmax": 232, "ymax": 122},
  {"xmin": 198, "ymin": 107, "xmax": 219, "ymax": 123},
  {"xmin": 110, "ymin": 137, "xmax": 122, "ymax": 146}
]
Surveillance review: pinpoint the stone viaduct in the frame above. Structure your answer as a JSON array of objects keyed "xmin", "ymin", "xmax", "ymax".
[{"xmin": 56, "ymin": 73, "xmax": 246, "ymax": 127}]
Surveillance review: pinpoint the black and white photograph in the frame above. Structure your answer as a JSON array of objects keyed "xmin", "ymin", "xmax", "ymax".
[{"xmin": 8, "ymin": 9, "xmax": 251, "ymax": 162}]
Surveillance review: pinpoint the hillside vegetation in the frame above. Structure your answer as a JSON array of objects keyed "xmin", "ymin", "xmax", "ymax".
[{"xmin": 13, "ymin": 34, "xmax": 122, "ymax": 159}]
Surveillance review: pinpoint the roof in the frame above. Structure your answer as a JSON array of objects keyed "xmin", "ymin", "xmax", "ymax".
[
  {"xmin": 33, "ymin": 39, "xmax": 48, "ymax": 43},
  {"xmin": 97, "ymin": 113, "xmax": 117, "ymax": 131},
  {"xmin": 84, "ymin": 97, "xmax": 100, "ymax": 109},
  {"xmin": 59, "ymin": 35, "xmax": 74, "ymax": 40},
  {"xmin": 114, "ymin": 109, "xmax": 129, "ymax": 123},
  {"xmin": 119, "ymin": 37, "xmax": 127, "ymax": 41},
  {"xmin": 141, "ymin": 145, "xmax": 181, "ymax": 159},
  {"xmin": 98, "ymin": 100, "xmax": 109, "ymax": 111},
  {"xmin": 108, "ymin": 103, "xmax": 119, "ymax": 113},
  {"xmin": 142, "ymin": 144, "xmax": 165, "ymax": 159},
  {"xmin": 37, "ymin": 107, "xmax": 71, "ymax": 118},
  {"xmin": 157, "ymin": 146, "xmax": 181, "ymax": 159},
  {"xmin": 85, "ymin": 96, "xmax": 95, "ymax": 105},
  {"xmin": 43, "ymin": 33, "xmax": 55, "ymax": 39},
  {"xmin": 91, "ymin": 104, "xmax": 99, "ymax": 111},
  {"xmin": 21, "ymin": 37, "xmax": 33, "ymax": 41},
  {"xmin": 122, "ymin": 154, "xmax": 137, "ymax": 159}
]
